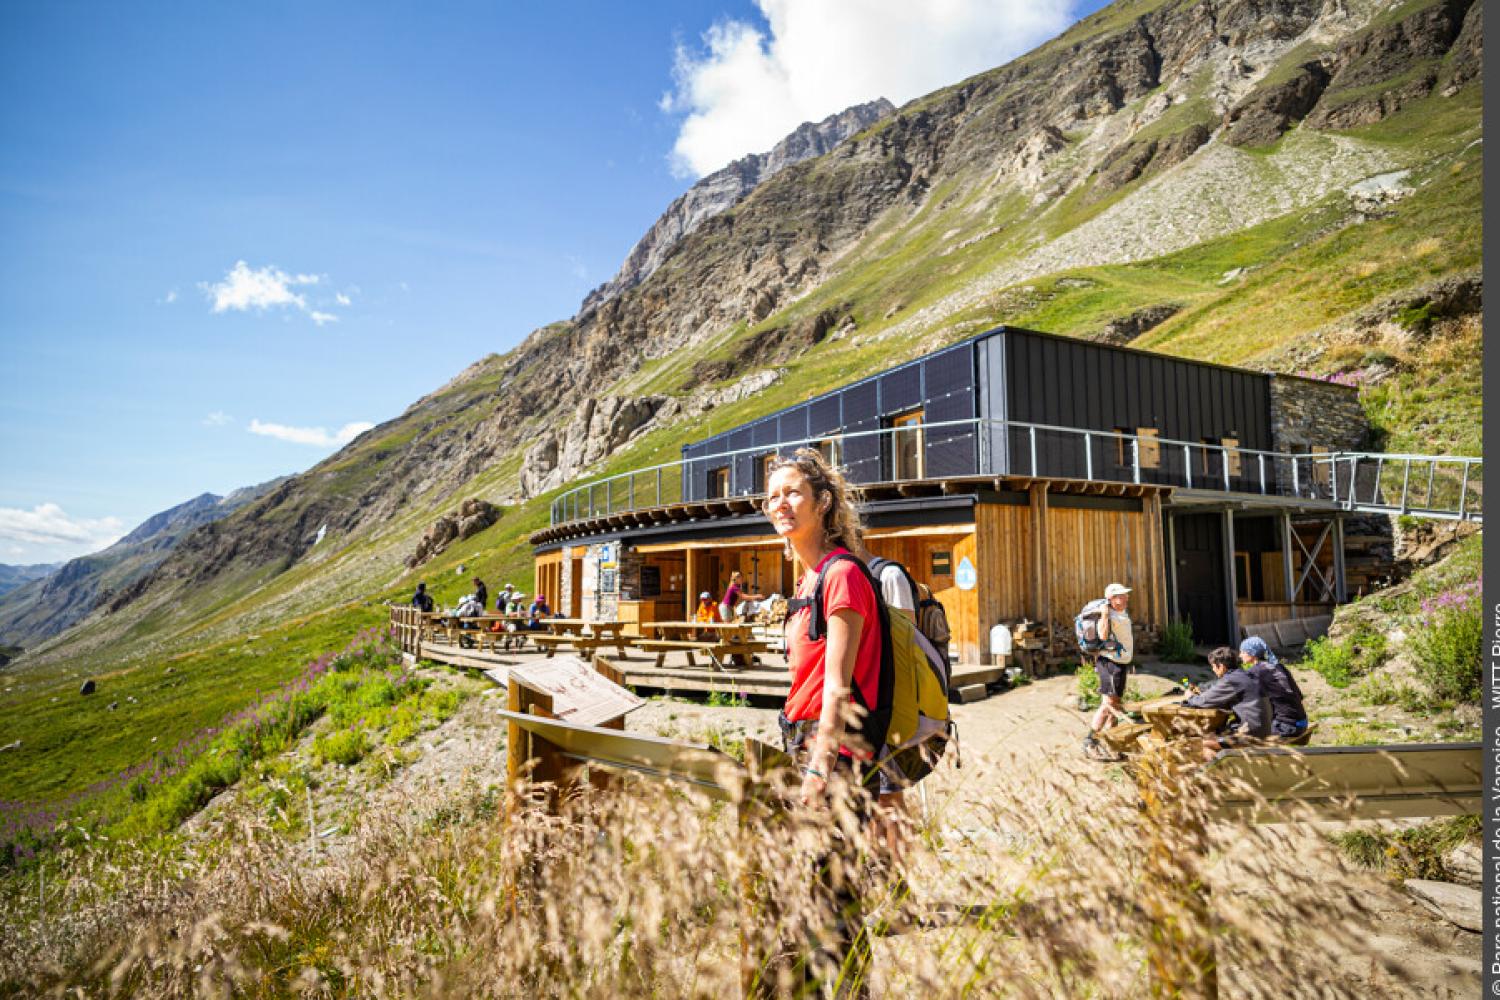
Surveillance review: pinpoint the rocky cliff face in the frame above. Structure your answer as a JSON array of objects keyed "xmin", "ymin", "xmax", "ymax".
[
  {"xmin": 37, "ymin": 0, "xmax": 1478, "ymax": 668},
  {"xmin": 579, "ymin": 98, "xmax": 894, "ymax": 316}
]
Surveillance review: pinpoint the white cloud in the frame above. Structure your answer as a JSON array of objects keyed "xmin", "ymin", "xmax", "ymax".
[
  {"xmin": 661, "ymin": 0, "xmax": 1075, "ymax": 177},
  {"xmin": 335, "ymin": 292, "xmax": 352, "ymax": 306},
  {"xmin": 203, "ymin": 260, "xmax": 321, "ymax": 314},
  {"xmin": 0, "ymin": 503, "xmax": 124, "ymax": 560},
  {"xmin": 248, "ymin": 418, "xmax": 374, "ymax": 448},
  {"xmin": 202, "ymin": 411, "xmax": 233, "ymax": 427},
  {"xmin": 309, "ymin": 310, "xmax": 339, "ymax": 326},
  {"xmin": 163, "ymin": 289, "xmax": 178, "ymax": 304}
]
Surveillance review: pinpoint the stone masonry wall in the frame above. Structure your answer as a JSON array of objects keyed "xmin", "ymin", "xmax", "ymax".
[{"xmin": 1268, "ymin": 375, "xmax": 1369, "ymax": 494}]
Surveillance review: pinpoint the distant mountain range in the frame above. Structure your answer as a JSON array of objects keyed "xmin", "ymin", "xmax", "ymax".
[
  {"xmin": 0, "ymin": 563, "xmax": 58, "ymax": 600},
  {"xmin": 0, "ymin": 480, "xmax": 284, "ymax": 654}
]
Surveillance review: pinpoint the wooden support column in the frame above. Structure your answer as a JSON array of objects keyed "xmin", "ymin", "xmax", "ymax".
[
  {"xmin": 1144, "ymin": 492, "xmax": 1168, "ymax": 629},
  {"xmin": 1165, "ymin": 512, "xmax": 1178, "ymax": 623},
  {"xmin": 1280, "ymin": 512, "xmax": 1296, "ymax": 610},
  {"xmin": 684, "ymin": 549, "xmax": 697, "ymax": 615},
  {"xmin": 1029, "ymin": 484, "xmax": 1051, "ymax": 635},
  {"xmin": 1332, "ymin": 516, "xmax": 1348, "ymax": 603},
  {"xmin": 1222, "ymin": 509, "xmax": 1239, "ymax": 643}
]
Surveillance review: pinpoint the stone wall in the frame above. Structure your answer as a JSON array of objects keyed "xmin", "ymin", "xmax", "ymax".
[{"xmin": 1268, "ymin": 375, "xmax": 1369, "ymax": 494}]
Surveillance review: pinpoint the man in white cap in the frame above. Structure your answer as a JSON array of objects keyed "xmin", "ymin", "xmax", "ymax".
[{"xmin": 1083, "ymin": 582, "xmax": 1134, "ymax": 759}]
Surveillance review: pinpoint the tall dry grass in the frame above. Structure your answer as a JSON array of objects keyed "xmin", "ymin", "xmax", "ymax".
[{"xmin": 0, "ymin": 739, "xmax": 1431, "ymax": 997}]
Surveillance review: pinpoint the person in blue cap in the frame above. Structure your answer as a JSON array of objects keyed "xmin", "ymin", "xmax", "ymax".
[{"xmin": 1239, "ymin": 636, "xmax": 1308, "ymax": 740}]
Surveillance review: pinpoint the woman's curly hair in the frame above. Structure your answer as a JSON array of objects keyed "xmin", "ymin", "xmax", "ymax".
[{"xmin": 763, "ymin": 448, "xmax": 865, "ymax": 560}]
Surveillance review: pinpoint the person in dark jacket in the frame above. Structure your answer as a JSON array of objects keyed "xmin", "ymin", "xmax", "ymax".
[
  {"xmin": 411, "ymin": 582, "xmax": 435, "ymax": 613},
  {"xmin": 1182, "ymin": 646, "xmax": 1270, "ymax": 759},
  {"xmin": 472, "ymin": 577, "xmax": 488, "ymax": 612},
  {"xmin": 1239, "ymin": 636, "xmax": 1308, "ymax": 739}
]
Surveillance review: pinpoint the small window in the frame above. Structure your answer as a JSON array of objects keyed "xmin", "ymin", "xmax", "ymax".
[
  {"xmin": 1222, "ymin": 437, "xmax": 1242, "ymax": 478},
  {"xmin": 930, "ymin": 551, "xmax": 952, "ymax": 576},
  {"xmin": 1116, "ymin": 428, "xmax": 1160, "ymax": 470},
  {"xmin": 758, "ymin": 453, "xmax": 777, "ymax": 492},
  {"xmin": 708, "ymin": 467, "xmax": 730, "ymax": 498},
  {"xmin": 890, "ymin": 409, "xmax": 925, "ymax": 480},
  {"xmin": 817, "ymin": 437, "xmax": 843, "ymax": 468}
]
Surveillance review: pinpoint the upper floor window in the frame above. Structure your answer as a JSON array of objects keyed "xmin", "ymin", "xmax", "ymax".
[{"xmin": 889, "ymin": 409, "xmax": 925, "ymax": 480}]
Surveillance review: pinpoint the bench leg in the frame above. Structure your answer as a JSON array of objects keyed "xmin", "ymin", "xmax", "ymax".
[{"xmin": 655, "ymin": 653, "xmax": 666, "ymax": 670}]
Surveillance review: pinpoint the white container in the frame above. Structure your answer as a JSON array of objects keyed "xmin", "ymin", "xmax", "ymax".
[{"xmin": 989, "ymin": 624, "xmax": 1013, "ymax": 657}]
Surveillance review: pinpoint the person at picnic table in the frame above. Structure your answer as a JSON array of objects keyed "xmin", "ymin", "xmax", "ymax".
[
  {"xmin": 1181, "ymin": 645, "xmax": 1271, "ymax": 760},
  {"xmin": 763, "ymin": 447, "xmax": 881, "ymax": 992},
  {"xmin": 410, "ymin": 582, "xmax": 435, "ymax": 613},
  {"xmin": 497, "ymin": 582, "xmax": 516, "ymax": 612},
  {"xmin": 692, "ymin": 591, "xmax": 721, "ymax": 639},
  {"xmin": 1239, "ymin": 636, "xmax": 1308, "ymax": 740},
  {"xmin": 455, "ymin": 592, "xmax": 484, "ymax": 620},
  {"xmin": 472, "ymin": 577, "xmax": 488, "ymax": 612},
  {"xmin": 719, "ymin": 570, "xmax": 764, "ymax": 623},
  {"xmin": 525, "ymin": 594, "xmax": 552, "ymax": 630}
]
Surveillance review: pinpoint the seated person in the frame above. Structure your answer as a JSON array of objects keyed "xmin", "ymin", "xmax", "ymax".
[
  {"xmin": 496, "ymin": 583, "xmax": 517, "ymax": 612},
  {"xmin": 411, "ymin": 582, "xmax": 435, "ymax": 613},
  {"xmin": 694, "ymin": 591, "xmax": 720, "ymax": 640},
  {"xmin": 1182, "ymin": 645, "xmax": 1271, "ymax": 759},
  {"xmin": 1239, "ymin": 636, "xmax": 1308, "ymax": 740},
  {"xmin": 524, "ymin": 594, "xmax": 552, "ymax": 630},
  {"xmin": 455, "ymin": 593, "xmax": 485, "ymax": 622}
]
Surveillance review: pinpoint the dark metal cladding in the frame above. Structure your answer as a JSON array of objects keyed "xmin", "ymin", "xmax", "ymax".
[{"xmin": 680, "ymin": 324, "xmax": 1280, "ymax": 498}]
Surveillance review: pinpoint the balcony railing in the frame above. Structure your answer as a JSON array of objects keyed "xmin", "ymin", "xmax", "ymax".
[{"xmin": 546, "ymin": 418, "xmax": 1482, "ymax": 526}]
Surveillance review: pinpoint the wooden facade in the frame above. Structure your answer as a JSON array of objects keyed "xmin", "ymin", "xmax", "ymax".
[{"xmin": 534, "ymin": 482, "xmax": 1169, "ymax": 664}]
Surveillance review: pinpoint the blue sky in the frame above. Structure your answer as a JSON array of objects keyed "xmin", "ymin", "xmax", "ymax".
[{"xmin": 0, "ymin": 0, "xmax": 1102, "ymax": 564}]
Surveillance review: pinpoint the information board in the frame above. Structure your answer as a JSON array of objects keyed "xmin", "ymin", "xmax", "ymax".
[{"xmin": 508, "ymin": 655, "xmax": 644, "ymax": 727}]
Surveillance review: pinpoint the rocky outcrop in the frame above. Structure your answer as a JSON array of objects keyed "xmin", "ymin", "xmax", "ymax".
[
  {"xmin": 1307, "ymin": 0, "xmax": 1475, "ymax": 130},
  {"xmin": 579, "ymin": 99, "xmax": 894, "ymax": 315},
  {"xmin": 407, "ymin": 499, "xmax": 501, "ymax": 569},
  {"xmin": 1223, "ymin": 62, "xmax": 1330, "ymax": 147},
  {"xmin": 1089, "ymin": 303, "xmax": 1181, "ymax": 345}
]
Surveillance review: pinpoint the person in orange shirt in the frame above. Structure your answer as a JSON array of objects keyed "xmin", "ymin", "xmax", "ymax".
[{"xmin": 693, "ymin": 590, "xmax": 720, "ymax": 639}]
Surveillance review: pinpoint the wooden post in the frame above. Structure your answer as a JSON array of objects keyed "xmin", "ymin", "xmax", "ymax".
[
  {"xmin": 1331, "ymin": 516, "xmax": 1348, "ymax": 603},
  {"xmin": 1029, "ymin": 485, "xmax": 1051, "ymax": 644},
  {"xmin": 685, "ymin": 550, "xmax": 698, "ymax": 618},
  {"xmin": 1221, "ymin": 509, "xmax": 1238, "ymax": 642},
  {"xmin": 1280, "ymin": 513, "xmax": 1296, "ymax": 610},
  {"xmin": 1165, "ymin": 513, "xmax": 1178, "ymax": 623},
  {"xmin": 507, "ymin": 675, "xmax": 565, "ymax": 813}
]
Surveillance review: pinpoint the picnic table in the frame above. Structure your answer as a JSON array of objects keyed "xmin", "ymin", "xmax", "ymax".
[
  {"xmin": 532, "ymin": 618, "xmax": 632, "ymax": 659},
  {"xmin": 634, "ymin": 620, "xmax": 773, "ymax": 672},
  {"xmin": 423, "ymin": 612, "xmax": 536, "ymax": 653}
]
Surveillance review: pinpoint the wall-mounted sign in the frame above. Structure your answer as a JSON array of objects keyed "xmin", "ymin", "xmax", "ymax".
[
  {"xmin": 930, "ymin": 550, "xmax": 952, "ymax": 576},
  {"xmin": 955, "ymin": 556, "xmax": 977, "ymax": 591},
  {"xmin": 599, "ymin": 541, "xmax": 618, "ymax": 570}
]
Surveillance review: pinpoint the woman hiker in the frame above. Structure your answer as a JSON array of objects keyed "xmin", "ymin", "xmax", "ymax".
[{"xmin": 763, "ymin": 448, "xmax": 882, "ymax": 997}]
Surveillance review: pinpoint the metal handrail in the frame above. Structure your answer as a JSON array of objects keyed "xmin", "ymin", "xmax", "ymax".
[{"xmin": 544, "ymin": 417, "xmax": 1482, "ymax": 526}]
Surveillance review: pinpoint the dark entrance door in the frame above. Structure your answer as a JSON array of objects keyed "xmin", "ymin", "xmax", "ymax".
[{"xmin": 1173, "ymin": 513, "xmax": 1229, "ymax": 645}]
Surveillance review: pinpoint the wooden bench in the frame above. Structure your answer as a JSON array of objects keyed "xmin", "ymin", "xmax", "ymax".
[
  {"xmin": 633, "ymin": 638, "xmax": 771, "ymax": 671},
  {"xmin": 532, "ymin": 634, "xmax": 630, "ymax": 658}
]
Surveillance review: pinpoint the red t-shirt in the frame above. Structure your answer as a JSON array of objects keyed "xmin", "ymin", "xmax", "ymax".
[{"xmin": 783, "ymin": 550, "xmax": 884, "ymax": 747}]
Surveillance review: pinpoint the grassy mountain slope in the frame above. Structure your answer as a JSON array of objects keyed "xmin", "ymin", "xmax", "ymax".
[{"xmin": 0, "ymin": 0, "xmax": 1481, "ymax": 806}]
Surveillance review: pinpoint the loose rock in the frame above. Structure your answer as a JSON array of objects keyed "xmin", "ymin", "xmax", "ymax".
[{"xmin": 1404, "ymin": 879, "xmax": 1481, "ymax": 932}]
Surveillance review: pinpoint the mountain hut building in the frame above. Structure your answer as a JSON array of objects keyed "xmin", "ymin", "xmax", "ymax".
[{"xmin": 531, "ymin": 326, "xmax": 1373, "ymax": 662}]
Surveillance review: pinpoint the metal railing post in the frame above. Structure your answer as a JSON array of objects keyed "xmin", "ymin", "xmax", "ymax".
[
  {"xmin": 1459, "ymin": 461, "xmax": 1470, "ymax": 519},
  {"xmin": 1184, "ymin": 445, "xmax": 1192, "ymax": 489},
  {"xmin": 1399, "ymin": 459, "xmax": 1412, "ymax": 514},
  {"xmin": 1258, "ymin": 454, "xmax": 1266, "ymax": 494},
  {"xmin": 607, "ymin": 478, "xmax": 613, "ymax": 513},
  {"xmin": 1292, "ymin": 456, "xmax": 1300, "ymax": 497},
  {"xmin": 1424, "ymin": 461, "xmax": 1436, "ymax": 510},
  {"xmin": 1222, "ymin": 446, "xmax": 1230, "ymax": 492},
  {"xmin": 657, "ymin": 467, "xmax": 663, "ymax": 506},
  {"xmin": 1132, "ymin": 439, "xmax": 1141, "ymax": 485},
  {"xmin": 1029, "ymin": 426, "xmax": 1038, "ymax": 476},
  {"xmin": 1330, "ymin": 457, "xmax": 1338, "ymax": 504},
  {"xmin": 1084, "ymin": 432, "xmax": 1093, "ymax": 481}
]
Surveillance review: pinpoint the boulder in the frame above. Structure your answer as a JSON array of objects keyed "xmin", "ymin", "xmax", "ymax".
[
  {"xmin": 79, "ymin": 679, "xmax": 96, "ymax": 696},
  {"xmin": 1404, "ymin": 879, "xmax": 1481, "ymax": 932},
  {"xmin": 1443, "ymin": 842, "xmax": 1481, "ymax": 888}
]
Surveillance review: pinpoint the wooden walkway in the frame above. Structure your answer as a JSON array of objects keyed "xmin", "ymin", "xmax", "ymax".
[{"xmin": 405, "ymin": 640, "xmax": 1004, "ymax": 699}]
